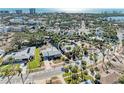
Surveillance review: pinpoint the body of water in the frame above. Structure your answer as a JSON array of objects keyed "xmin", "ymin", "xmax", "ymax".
[{"xmin": 107, "ymin": 16, "xmax": 124, "ymax": 22}]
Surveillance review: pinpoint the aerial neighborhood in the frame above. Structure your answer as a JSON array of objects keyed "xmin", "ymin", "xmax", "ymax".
[{"xmin": 1, "ymin": 8, "xmax": 124, "ymax": 84}]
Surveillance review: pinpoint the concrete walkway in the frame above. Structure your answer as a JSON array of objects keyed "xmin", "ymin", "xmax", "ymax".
[
  {"xmin": 20, "ymin": 64, "xmax": 27, "ymax": 74},
  {"xmin": 44, "ymin": 60, "xmax": 52, "ymax": 70}
]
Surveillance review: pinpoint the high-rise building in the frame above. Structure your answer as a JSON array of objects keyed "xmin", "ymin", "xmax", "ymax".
[
  {"xmin": 29, "ymin": 8, "xmax": 36, "ymax": 14},
  {"xmin": 15, "ymin": 10, "xmax": 22, "ymax": 14},
  {"xmin": 0, "ymin": 11, "xmax": 9, "ymax": 14},
  {"xmin": 0, "ymin": 11, "xmax": 4, "ymax": 14},
  {"xmin": 4, "ymin": 11, "xmax": 9, "ymax": 14}
]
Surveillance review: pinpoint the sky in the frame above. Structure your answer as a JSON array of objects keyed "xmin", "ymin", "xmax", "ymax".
[
  {"xmin": 0, "ymin": 0, "xmax": 124, "ymax": 13},
  {"xmin": 0, "ymin": 8, "xmax": 124, "ymax": 13},
  {"xmin": 0, "ymin": 0, "xmax": 124, "ymax": 8}
]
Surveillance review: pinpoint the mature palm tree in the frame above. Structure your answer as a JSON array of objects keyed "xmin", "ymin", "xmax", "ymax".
[
  {"xmin": 4, "ymin": 69, "xmax": 11, "ymax": 84},
  {"xmin": 80, "ymin": 70, "xmax": 85, "ymax": 81},
  {"xmin": 8, "ymin": 57, "xmax": 15, "ymax": 69},
  {"xmin": 94, "ymin": 53, "xmax": 98, "ymax": 64},
  {"xmin": 95, "ymin": 73, "xmax": 101, "ymax": 80},
  {"xmin": 92, "ymin": 40, "xmax": 108, "ymax": 71},
  {"xmin": 71, "ymin": 74, "xmax": 78, "ymax": 84},
  {"xmin": 17, "ymin": 68, "xmax": 24, "ymax": 84},
  {"xmin": 81, "ymin": 60, "xmax": 87, "ymax": 70}
]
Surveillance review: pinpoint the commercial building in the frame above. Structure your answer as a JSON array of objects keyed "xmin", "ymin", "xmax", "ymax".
[
  {"xmin": 15, "ymin": 10, "xmax": 22, "ymax": 14},
  {"xmin": 29, "ymin": 8, "xmax": 36, "ymax": 14},
  {"xmin": 0, "ymin": 11, "xmax": 9, "ymax": 14}
]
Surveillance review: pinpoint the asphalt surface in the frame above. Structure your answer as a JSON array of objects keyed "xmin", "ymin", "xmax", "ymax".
[{"xmin": 0, "ymin": 66, "xmax": 63, "ymax": 84}]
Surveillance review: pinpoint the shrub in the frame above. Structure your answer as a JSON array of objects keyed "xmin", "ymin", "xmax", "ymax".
[
  {"xmin": 90, "ymin": 68, "xmax": 94, "ymax": 74},
  {"xmin": 70, "ymin": 66, "xmax": 78, "ymax": 73},
  {"xmin": 90, "ymin": 53, "xmax": 93, "ymax": 60},
  {"xmin": 95, "ymin": 73, "xmax": 101, "ymax": 80},
  {"xmin": 95, "ymin": 67, "xmax": 99, "ymax": 71},
  {"xmin": 72, "ymin": 74, "xmax": 78, "ymax": 80},
  {"xmin": 64, "ymin": 68, "xmax": 69, "ymax": 73},
  {"xmin": 84, "ymin": 71, "xmax": 88, "ymax": 75},
  {"xmin": 118, "ymin": 76, "xmax": 124, "ymax": 84}
]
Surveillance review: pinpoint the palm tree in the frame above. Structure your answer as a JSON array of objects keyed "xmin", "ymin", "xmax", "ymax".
[
  {"xmin": 71, "ymin": 74, "xmax": 78, "ymax": 84},
  {"xmin": 90, "ymin": 68, "xmax": 94, "ymax": 75},
  {"xmin": 10, "ymin": 57, "xmax": 16, "ymax": 70},
  {"xmin": 17, "ymin": 68, "xmax": 24, "ymax": 84},
  {"xmin": 94, "ymin": 53, "xmax": 98, "ymax": 64},
  {"xmin": 81, "ymin": 60, "xmax": 87, "ymax": 70},
  {"xmin": 4, "ymin": 69, "xmax": 11, "ymax": 84},
  {"xmin": 100, "ymin": 46, "xmax": 108, "ymax": 71},
  {"xmin": 83, "ymin": 47, "xmax": 88, "ymax": 56},
  {"xmin": 8, "ymin": 57, "xmax": 15, "ymax": 69},
  {"xmin": 95, "ymin": 73, "xmax": 101, "ymax": 80},
  {"xmin": 118, "ymin": 75, "xmax": 124, "ymax": 84},
  {"xmin": 80, "ymin": 70, "xmax": 85, "ymax": 81},
  {"xmin": 92, "ymin": 40, "xmax": 108, "ymax": 71}
]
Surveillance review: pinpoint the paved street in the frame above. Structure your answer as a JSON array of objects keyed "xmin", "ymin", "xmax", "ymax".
[{"xmin": 0, "ymin": 66, "xmax": 63, "ymax": 84}]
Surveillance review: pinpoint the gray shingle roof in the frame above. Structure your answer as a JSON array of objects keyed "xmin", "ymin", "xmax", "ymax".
[{"xmin": 41, "ymin": 47, "xmax": 61, "ymax": 57}]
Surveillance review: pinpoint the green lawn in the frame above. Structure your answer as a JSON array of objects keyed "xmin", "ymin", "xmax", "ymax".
[
  {"xmin": 0, "ymin": 64, "xmax": 20, "ymax": 76},
  {"xmin": 28, "ymin": 48, "xmax": 41, "ymax": 70}
]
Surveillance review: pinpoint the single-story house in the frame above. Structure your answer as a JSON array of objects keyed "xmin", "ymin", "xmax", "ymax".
[
  {"xmin": 3, "ymin": 47, "xmax": 35, "ymax": 64},
  {"xmin": 41, "ymin": 46, "xmax": 61, "ymax": 60}
]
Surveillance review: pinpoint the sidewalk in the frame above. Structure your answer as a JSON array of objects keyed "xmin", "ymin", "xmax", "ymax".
[
  {"xmin": 44, "ymin": 60, "xmax": 52, "ymax": 70},
  {"xmin": 20, "ymin": 64, "xmax": 27, "ymax": 74}
]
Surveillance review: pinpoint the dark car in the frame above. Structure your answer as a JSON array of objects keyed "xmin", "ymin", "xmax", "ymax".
[{"xmin": 61, "ymin": 67, "xmax": 65, "ymax": 71}]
